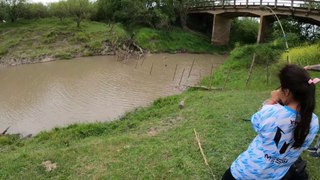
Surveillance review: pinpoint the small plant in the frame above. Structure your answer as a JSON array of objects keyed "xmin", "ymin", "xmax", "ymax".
[{"xmin": 55, "ymin": 52, "xmax": 73, "ymax": 59}]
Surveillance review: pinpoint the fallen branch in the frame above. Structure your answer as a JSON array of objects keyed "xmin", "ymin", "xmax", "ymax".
[
  {"xmin": 187, "ymin": 85, "xmax": 223, "ymax": 91},
  {"xmin": 194, "ymin": 129, "xmax": 216, "ymax": 180}
]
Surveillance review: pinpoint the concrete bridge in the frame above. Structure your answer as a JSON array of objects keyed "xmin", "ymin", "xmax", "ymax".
[{"xmin": 188, "ymin": 0, "xmax": 320, "ymax": 45}]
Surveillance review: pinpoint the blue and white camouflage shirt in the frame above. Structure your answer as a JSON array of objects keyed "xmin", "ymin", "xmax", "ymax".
[{"xmin": 231, "ymin": 104, "xmax": 319, "ymax": 180}]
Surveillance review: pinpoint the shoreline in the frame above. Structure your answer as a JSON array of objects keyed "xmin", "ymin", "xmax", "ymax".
[{"xmin": 0, "ymin": 51, "xmax": 226, "ymax": 67}]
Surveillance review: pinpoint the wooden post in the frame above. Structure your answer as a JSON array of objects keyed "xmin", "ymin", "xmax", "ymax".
[
  {"xmin": 1, "ymin": 127, "xmax": 10, "ymax": 135},
  {"xmin": 188, "ymin": 58, "xmax": 196, "ymax": 78},
  {"xmin": 260, "ymin": 0, "xmax": 263, "ymax": 6},
  {"xmin": 209, "ymin": 64, "xmax": 214, "ymax": 89},
  {"xmin": 179, "ymin": 68, "xmax": 186, "ymax": 86},
  {"xmin": 149, "ymin": 62, "xmax": 154, "ymax": 75},
  {"xmin": 172, "ymin": 64, "xmax": 178, "ymax": 81},
  {"xmin": 223, "ymin": 68, "xmax": 231, "ymax": 90},
  {"xmin": 274, "ymin": 0, "xmax": 278, "ymax": 8},
  {"xmin": 266, "ymin": 59, "xmax": 269, "ymax": 84},
  {"xmin": 291, "ymin": 0, "xmax": 294, "ymax": 9},
  {"xmin": 246, "ymin": 0, "xmax": 249, "ymax": 7},
  {"xmin": 135, "ymin": 58, "xmax": 139, "ymax": 69},
  {"xmin": 246, "ymin": 53, "xmax": 256, "ymax": 87}
]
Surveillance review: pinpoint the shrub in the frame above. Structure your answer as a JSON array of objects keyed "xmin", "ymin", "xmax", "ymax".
[
  {"xmin": 228, "ymin": 43, "xmax": 282, "ymax": 69},
  {"xmin": 281, "ymin": 44, "xmax": 320, "ymax": 66},
  {"xmin": 74, "ymin": 32, "xmax": 90, "ymax": 43}
]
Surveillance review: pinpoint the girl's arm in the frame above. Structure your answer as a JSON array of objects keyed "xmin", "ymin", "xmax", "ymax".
[
  {"xmin": 304, "ymin": 64, "xmax": 320, "ymax": 72},
  {"xmin": 264, "ymin": 89, "xmax": 281, "ymax": 105}
]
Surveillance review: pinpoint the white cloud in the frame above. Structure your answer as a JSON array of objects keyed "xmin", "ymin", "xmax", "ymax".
[{"xmin": 30, "ymin": 0, "xmax": 59, "ymax": 4}]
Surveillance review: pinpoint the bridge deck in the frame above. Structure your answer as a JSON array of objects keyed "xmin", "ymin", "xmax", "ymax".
[{"xmin": 189, "ymin": 0, "xmax": 320, "ymax": 12}]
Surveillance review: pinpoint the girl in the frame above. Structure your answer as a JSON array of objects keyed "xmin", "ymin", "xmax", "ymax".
[{"xmin": 223, "ymin": 65, "xmax": 319, "ymax": 180}]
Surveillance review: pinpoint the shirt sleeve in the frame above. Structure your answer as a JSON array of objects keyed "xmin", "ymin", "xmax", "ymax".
[{"xmin": 251, "ymin": 105, "xmax": 274, "ymax": 133}]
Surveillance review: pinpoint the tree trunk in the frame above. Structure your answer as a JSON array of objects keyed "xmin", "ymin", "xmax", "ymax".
[
  {"xmin": 179, "ymin": 1, "xmax": 188, "ymax": 30},
  {"xmin": 180, "ymin": 12, "xmax": 187, "ymax": 30}
]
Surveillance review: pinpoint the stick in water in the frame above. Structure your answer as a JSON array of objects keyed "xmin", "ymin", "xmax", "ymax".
[
  {"xmin": 173, "ymin": 64, "xmax": 178, "ymax": 81},
  {"xmin": 194, "ymin": 129, "xmax": 216, "ymax": 180},
  {"xmin": 135, "ymin": 58, "xmax": 139, "ymax": 69},
  {"xmin": 140, "ymin": 57, "xmax": 145, "ymax": 66},
  {"xmin": 179, "ymin": 68, "xmax": 186, "ymax": 86},
  {"xmin": 1, "ymin": 126, "xmax": 10, "ymax": 135},
  {"xmin": 150, "ymin": 62, "xmax": 154, "ymax": 75},
  {"xmin": 188, "ymin": 58, "xmax": 196, "ymax": 78}
]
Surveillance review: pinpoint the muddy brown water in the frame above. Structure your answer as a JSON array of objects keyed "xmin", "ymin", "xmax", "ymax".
[{"xmin": 0, "ymin": 54, "xmax": 227, "ymax": 135}]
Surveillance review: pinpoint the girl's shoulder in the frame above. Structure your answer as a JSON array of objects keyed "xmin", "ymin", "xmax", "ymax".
[{"xmin": 259, "ymin": 103, "xmax": 287, "ymax": 114}]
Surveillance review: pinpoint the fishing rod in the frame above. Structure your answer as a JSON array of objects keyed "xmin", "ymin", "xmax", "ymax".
[{"xmin": 261, "ymin": 5, "xmax": 290, "ymax": 64}]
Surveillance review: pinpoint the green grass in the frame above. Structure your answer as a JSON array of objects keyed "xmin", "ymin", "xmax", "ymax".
[
  {"xmin": 1, "ymin": 44, "xmax": 320, "ymax": 179},
  {"xmin": 0, "ymin": 18, "xmax": 129, "ymax": 64},
  {"xmin": 282, "ymin": 43, "xmax": 320, "ymax": 66},
  {"xmin": 0, "ymin": 90, "xmax": 270, "ymax": 179},
  {"xmin": 201, "ymin": 44, "xmax": 283, "ymax": 90},
  {"xmin": 134, "ymin": 27, "xmax": 226, "ymax": 54}
]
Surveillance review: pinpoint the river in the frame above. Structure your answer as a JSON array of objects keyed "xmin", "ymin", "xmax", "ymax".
[{"xmin": 0, "ymin": 54, "xmax": 227, "ymax": 135}]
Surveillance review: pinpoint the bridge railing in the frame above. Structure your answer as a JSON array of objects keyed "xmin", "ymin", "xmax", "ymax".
[{"xmin": 189, "ymin": 0, "xmax": 320, "ymax": 11}]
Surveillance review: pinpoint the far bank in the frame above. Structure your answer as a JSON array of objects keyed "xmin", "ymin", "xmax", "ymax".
[{"xmin": 0, "ymin": 18, "xmax": 226, "ymax": 66}]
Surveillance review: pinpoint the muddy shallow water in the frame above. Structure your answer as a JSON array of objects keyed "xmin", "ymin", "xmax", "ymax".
[{"xmin": 0, "ymin": 54, "xmax": 227, "ymax": 135}]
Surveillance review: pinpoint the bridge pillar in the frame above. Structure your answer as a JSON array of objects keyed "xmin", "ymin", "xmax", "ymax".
[
  {"xmin": 211, "ymin": 14, "xmax": 232, "ymax": 45},
  {"xmin": 257, "ymin": 16, "xmax": 273, "ymax": 43}
]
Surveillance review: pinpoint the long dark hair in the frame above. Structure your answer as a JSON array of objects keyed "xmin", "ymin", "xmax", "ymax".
[{"xmin": 279, "ymin": 64, "xmax": 316, "ymax": 148}]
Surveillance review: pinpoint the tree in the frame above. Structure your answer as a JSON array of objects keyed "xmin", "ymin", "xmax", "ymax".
[
  {"xmin": 230, "ymin": 18, "xmax": 259, "ymax": 45},
  {"xmin": 5, "ymin": 0, "xmax": 25, "ymax": 22},
  {"xmin": 96, "ymin": 0, "xmax": 201, "ymax": 29},
  {"xmin": 0, "ymin": 0, "xmax": 7, "ymax": 21},
  {"xmin": 160, "ymin": 0, "xmax": 201, "ymax": 29},
  {"xmin": 22, "ymin": 2, "xmax": 48, "ymax": 19},
  {"xmin": 49, "ymin": 1, "xmax": 68, "ymax": 21},
  {"xmin": 96, "ymin": 0, "xmax": 115, "ymax": 22},
  {"xmin": 96, "ymin": 0, "xmax": 171, "ymax": 29},
  {"xmin": 273, "ymin": 18, "xmax": 320, "ymax": 44},
  {"xmin": 67, "ymin": 0, "xmax": 92, "ymax": 28}
]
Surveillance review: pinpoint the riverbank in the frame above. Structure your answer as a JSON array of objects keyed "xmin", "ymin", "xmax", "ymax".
[
  {"xmin": 0, "ymin": 18, "xmax": 222, "ymax": 66},
  {"xmin": 1, "ymin": 46, "xmax": 320, "ymax": 179}
]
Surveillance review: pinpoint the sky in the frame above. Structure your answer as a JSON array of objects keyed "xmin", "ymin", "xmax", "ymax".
[
  {"xmin": 30, "ymin": 0, "xmax": 59, "ymax": 4},
  {"xmin": 30, "ymin": 0, "xmax": 96, "ymax": 4}
]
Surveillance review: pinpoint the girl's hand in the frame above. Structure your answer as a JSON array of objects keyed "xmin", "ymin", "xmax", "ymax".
[{"xmin": 269, "ymin": 90, "xmax": 281, "ymax": 104}]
